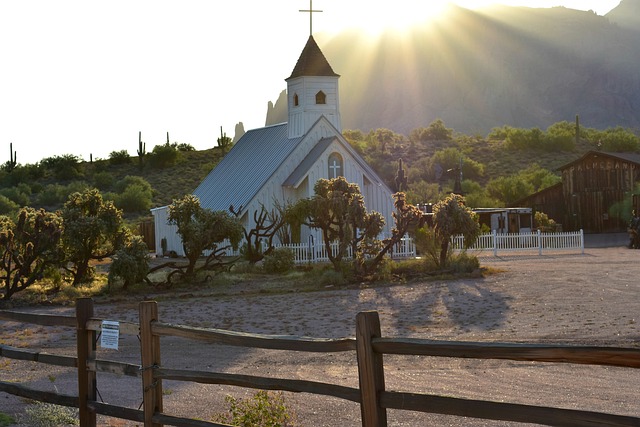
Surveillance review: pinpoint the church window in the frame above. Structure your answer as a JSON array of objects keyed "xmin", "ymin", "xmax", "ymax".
[
  {"xmin": 293, "ymin": 93, "xmax": 299, "ymax": 106},
  {"xmin": 328, "ymin": 152, "xmax": 343, "ymax": 179},
  {"xmin": 315, "ymin": 90, "xmax": 326, "ymax": 104}
]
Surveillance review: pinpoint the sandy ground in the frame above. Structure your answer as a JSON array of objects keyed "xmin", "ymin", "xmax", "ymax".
[{"xmin": 1, "ymin": 242, "xmax": 639, "ymax": 426}]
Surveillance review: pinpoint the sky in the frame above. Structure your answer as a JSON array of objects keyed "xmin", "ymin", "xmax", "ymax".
[{"xmin": 0, "ymin": 1, "xmax": 622, "ymax": 165}]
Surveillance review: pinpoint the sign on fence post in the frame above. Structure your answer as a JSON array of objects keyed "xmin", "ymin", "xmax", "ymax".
[{"xmin": 100, "ymin": 321, "xmax": 120, "ymax": 350}]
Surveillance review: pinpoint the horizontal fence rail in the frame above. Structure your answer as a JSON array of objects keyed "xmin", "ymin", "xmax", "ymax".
[{"xmin": 1, "ymin": 300, "xmax": 638, "ymax": 427}]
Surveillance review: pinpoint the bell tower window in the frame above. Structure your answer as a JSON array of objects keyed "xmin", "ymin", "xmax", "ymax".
[
  {"xmin": 328, "ymin": 152, "xmax": 343, "ymax": 179},
  {"xmin": 315, "ymin": 90, "xmax": 326, "ymax": 104},
  {"xmin": 293, "ymin": 93, "xmax": 299, "ymax": 106}
]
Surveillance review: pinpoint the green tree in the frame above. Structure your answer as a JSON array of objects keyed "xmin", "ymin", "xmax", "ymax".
[
  {"xmin": 366, "ymin": 128, "xmax": 404, "ymax": 154},
  {"xmin": 432, "ymin": 194, "xmax": 479, "ymax": 267},
  {"xmin": 486, "ymin": 175, "xmax": 535, "ymax": 206},
  {"xmin": 295, "ymin": 177, "xmax": 384, "ymax": 272},
  {"xmin": 167, "ymin": 195, "xmax": 243, "ymax": 279},
  {"xmin": 0, "ymin": 208, "xmax": 64, "ymax": 300},
  {"xmin": 409, "ymin": 119, "xmax": 453, "ymax": 142},
  {"xmin": 357, "ymin": 192, "xmax": 422, "ymax": 277},
  {"xmin": 61, "ymin": 189, "xmax": 126, "ymax": 286},
  {"xmin": 231, "ymin": 204, "xmax": 285, "ymax": 265}
]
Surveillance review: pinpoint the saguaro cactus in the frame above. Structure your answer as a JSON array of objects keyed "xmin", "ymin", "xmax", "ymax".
[
  {"xmin": 395, "ymin": 158, "xmax": 408, "ymax": 192},
  {"xmin": 7, "ymin": 142, "xmax": 16, "ymax": 172},
  {"xmin": 137, "ymin": 131, "xmax": 146, "ymax": 169}
]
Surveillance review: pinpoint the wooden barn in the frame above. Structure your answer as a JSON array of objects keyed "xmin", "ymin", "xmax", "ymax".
[{"xmin": 517, "ymin": 151, "xmax": 640, "ymax": 233}]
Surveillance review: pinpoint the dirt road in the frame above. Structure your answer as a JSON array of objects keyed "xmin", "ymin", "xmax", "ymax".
[{"xmin": 1, "ymin": 245, "xmax": 639, "ymax": 426}]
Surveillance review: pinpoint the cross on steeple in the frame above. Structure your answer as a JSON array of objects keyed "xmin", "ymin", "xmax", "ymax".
[{"xmin": 299, "ymin": 0, "xmax": 322, "ymax": 36}]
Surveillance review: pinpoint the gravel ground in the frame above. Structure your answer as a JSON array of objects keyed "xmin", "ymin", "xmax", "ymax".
[{"xmin": 1, "ymin": 242, "xmax": 639, "ymax": 426}]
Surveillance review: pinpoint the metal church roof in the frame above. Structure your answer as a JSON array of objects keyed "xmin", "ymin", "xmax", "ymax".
[
  {"xmin": 193, "ymin": 123, "xmax": 301, "ymax": 213},
  {"xmin": 283, "ymin": 137, "xmax": 334, "ymax": 187}
]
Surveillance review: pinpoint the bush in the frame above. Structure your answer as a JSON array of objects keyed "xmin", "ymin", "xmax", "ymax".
[
  {"xmin": 0, "ymin": 187, "xmax": 30, "ymax": 207},
  {"xmin": 149, "ymin": 143, "xmax": 180, "ymax": 168},
  {"xmin": 93, "ymin": 171, "xmax": 114, "ymax": 191},
  {"xmin": 0, "ymin": 412, "xmax": 15, "ymax": 427},
  {"xmin": 108, "ymin": 149, "xmax": 131, "ymax": 165},
  {"xmin": 263, "ymin": 247, "xmax": 295, "ymax": 274},
  {"xmin": 40, "ymin": 154, "xmax": 84, "ymax": 180},
  {"xmin": 37, "ymin": 184, "xmax": 66, "ymax": 206},
  {"xmin": 20, "ymin": 402, "xmax": 78, "ymax": 427},
  {"xmin": 108, "ymin": 235, "xmax": 149, "ymax": 289},
  {"xmin": 448, "ymin": 252, "xmax": 480, "ymax": 273},
  {"xmin": 113, "ymin": 176, "xmax": 153, "ymax": 213},
  {"xmin": 0, "ymin": 195, "xmax": 19, "ymax": 215},
  {"xmin": 211, "ymin": 391, "xmax": 295, "ymax": 426}
]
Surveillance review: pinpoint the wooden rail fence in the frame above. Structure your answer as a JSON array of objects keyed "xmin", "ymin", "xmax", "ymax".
[{"xmin": 1, "ymin": 298, "xmax": 640, "ymax": 426}]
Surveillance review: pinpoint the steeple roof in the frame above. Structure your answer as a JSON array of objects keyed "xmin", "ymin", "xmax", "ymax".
[{"xmin": 286, "ymin": 35, "xmax": 339, "ymax": 80}]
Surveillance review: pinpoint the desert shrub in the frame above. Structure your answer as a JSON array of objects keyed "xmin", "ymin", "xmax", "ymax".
[
  {"xmin": 40, "ymin": 154, "xmax": 84, "ymax": 180},
  {"xmin": 211, "ymin": 391, "xmax": 295, "ymax": 427},
  {"xmin": 108, "ymin": 235, "xmax": 149, "ymax": 289},
  {"xmin": 0, "ymin": 412, "xmax": 15, "ymax": 427},
  {"xmin": 318, "ymin": 269, "xmax": 347, "ymax": 287},
  {"xmin": 108, "ymin": 149, "xmax": 131, "ymax": 165},
  {"xmin": 149, "ymin": 143, "xmax": 180, "ymax": 168},
  {"xmin": 37, "ymin": 184, "xmax": 66, "ymax": 206},
  {"xmin": 113, "ymin": 176, "xmax": 153, "ymax": 213},
  {"xmin": 93, "ymin": 171, "xmax": 114, "ymax": 190},
  {"xmin": 20, "ymin": 402, "xmax": 78, "ymax": 427},
  {"xmin": 448, "ymin": 252, "xmax": 480, "ymax": 273},
  {"xmin": 391, "ymin": 258, "xmax": 426, "ymax": 278},
  {"xmin": 57, "ymin": 182, "xmax": 91, "ymax": 204},
  {"xmin": 176, "ymin": 142, "xmax": 195, "ymax": 151},
  {"xmin": 534, "ymin": 211, "xmax": 559, "ymax": 232},
  {"xmin": 262, "ymin": 247, "xmax": 295, "ymax": 274},
  {"xmin": 0, "ymin": 187, "xmax": 30, "ymax": 207},
  {"xmin": 0, "ymin": 195, "xmax": 19, "ymax": 215}
]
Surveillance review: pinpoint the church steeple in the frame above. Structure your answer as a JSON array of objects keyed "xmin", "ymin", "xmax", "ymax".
[{"xmin": 286, "ymin": 36, "xmax": 341, "ymax": 139}]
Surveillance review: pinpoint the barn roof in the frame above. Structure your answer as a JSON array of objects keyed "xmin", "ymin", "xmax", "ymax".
[
  {"xmin": 286, "ymin": 35, "xmax": 339, "ymax": 80},
  {"xmin": 559, "ymin": 150, "xmax": 640, "ymax": 170},
  {"xmin": 192, "ymin": 123, "xmax": 301, "ymax": 213}
]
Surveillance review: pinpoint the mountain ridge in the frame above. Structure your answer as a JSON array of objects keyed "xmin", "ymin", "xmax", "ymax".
[{"xmin": 265, "ymin": 2, "xmax": 640, "ymax": 136}]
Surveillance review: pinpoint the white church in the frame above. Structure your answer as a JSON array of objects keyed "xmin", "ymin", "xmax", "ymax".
[{"xmin": 151, "ymin": 35, "xmax": 395, "ymax": 256}]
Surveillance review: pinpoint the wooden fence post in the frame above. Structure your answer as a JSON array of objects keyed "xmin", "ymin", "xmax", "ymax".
[
  {"xmin": 76, "ymin": 298, "xmax": 96, "ymax": 427},
  {"xmin": 140, "ymin": 301, "xmax": 163, "ymax": 427},
  {"xmin": 356, "ymin": 311, "xmax": 387, "ymax": 427}
]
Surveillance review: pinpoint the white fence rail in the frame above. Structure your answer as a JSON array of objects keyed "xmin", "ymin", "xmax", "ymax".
[
  {"xmin": 221, "ymin": 238, "xmax": 416, "ymax": 264},
  {"xmin": 218, "ymin": 230, "xmax": 583, "ymax": 264},
  {"xmin": 451, "ymin": 229, "xmax": 584, "ymax": 256}
]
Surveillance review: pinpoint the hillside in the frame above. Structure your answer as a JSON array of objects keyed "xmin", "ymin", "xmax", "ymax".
[
  {"xmin": 266, "ymin": 3, "xmax": 640, "ymax": 137},
  {"xmin": 0, "ymin": 148, "xmax": 223, "ymax": 223}
]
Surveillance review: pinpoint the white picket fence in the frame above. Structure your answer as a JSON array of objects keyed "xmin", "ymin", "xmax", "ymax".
[
  {"xmin": 450, "ymin": 229, "xmax": 585, "ymax": 256},
  {"xmin": 222, "ymin": 238, "xmax": 416, "ymax": 264},
  {"xmin": 219, "ymin": 230, "xmax": 583, "ymax": 264},
  {"xmin": 273, "ymin": 237, "xmax": 416, "ymax": 264}
]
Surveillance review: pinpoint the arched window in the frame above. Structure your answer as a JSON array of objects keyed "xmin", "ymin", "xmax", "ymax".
[
  {"xmin": 328, "ymin": 152, "xmax": 343, "ymax": 179},
  {"xmin": 315, "ymin": 90, "xmax": 326, "ymax": 104},
  {"xmin": 293, "ymin": 93, "xmax": 299, "ymax": 106}
]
